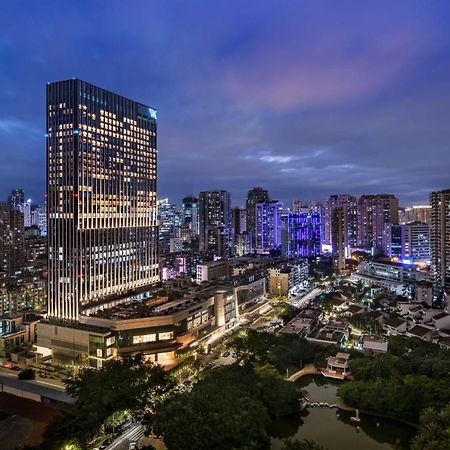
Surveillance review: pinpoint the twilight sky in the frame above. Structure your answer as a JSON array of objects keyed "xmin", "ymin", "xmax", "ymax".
[{"xmin": 1, "ymin": 1, "xmax": 450, "ymax": 207}]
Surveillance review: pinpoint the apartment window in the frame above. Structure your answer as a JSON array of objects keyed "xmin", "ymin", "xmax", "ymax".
[{"xmin": 96, "ymin": 348, "xmax": 103, "ymax": 358}]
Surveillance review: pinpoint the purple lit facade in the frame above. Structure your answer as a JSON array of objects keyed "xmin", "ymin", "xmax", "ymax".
[{"xmin": 282, "ymin": 212, "xmax": 321, "ymax": 258}]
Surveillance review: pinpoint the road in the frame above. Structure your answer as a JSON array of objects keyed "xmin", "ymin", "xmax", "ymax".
[
  {"xmin": 105, "ymin": 423, "xmax": 145, "ymax": 450},
  {"xmin": 292, "ymin": 287, "xmax": 322, "ymax": 308}
]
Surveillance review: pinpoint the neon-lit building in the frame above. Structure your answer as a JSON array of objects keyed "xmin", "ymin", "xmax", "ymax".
[{"xmin": 282, "ymin": 212, "xmax": 321, "ymax": 258}]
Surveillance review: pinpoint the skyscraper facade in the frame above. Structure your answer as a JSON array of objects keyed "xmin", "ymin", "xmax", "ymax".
[
  {"xmin": 246, "ymin": 187, "xmax": 269, "ymax": 242},
  {"xmin": 8, "ymin": 189, "xmax": 24, "ymax": 211},
  {"xmin": 331, "ymin": 207, "xmax": 346, "ymax": 271},
  {"xmin": 430, "ymin": 189, "xmax": 450, "ymax": 295},
  {"xmin": 198, "ymin": 190, "xmax": 232, "ymax": 257},
  {"xmin": 0, "ymin": 202, "xmax": 25, "ymax": 276},
  {"xmin": 182, "ymin": 194, "xmax": 199, "ymax": 235},
  {"xmin": 282, "ymin": 212, "xmax": 321, "ymax": 258},
  {"xmin": 255, "ymin": 200, "xmax": 283, "ymax": 254},
  {"xmin": 357, "ymin": 194, "xmax": 399, "ymax": 252},
  {"xmin": 47, "ymin": 79, "xmax": 158, "ymax": 321},
  {"xmin": 402, "ymin": 205, "xmax": 432, "ymax": 224},
  {"xmin": 323, "ymin": 194, "xmax": 357, "ymax": 250}
]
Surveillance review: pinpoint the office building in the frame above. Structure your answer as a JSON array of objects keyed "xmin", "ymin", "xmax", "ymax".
[
  {"xmin": 383, "ymin": 224, "xmax": 403, "ymax": 258},
  {"xmin": 255, "ymin": 200, "xmax": 283, "ymax": 254},
  {"xmin": 182, "ymin": 195, "xmax": 199, "ymax": 235},
  {"xmin": 232, "ymin": 207, "xmax": 247, "ymax": 234},
  {"xmin": 22, "ymin": 199, "xmax": 32, "ymax": 228},
  {"xmin": 8, "ymin": 189, "xmax": 24, "ymax": 211},
  {"xmin": 430, "ymin": 189, "xmax": 450, "ymax": 295},
  {"xmin": 246, "ymin": 187, "xmax": 269, "ymax": 241},
  {"xmin": 199, "ymin": 191, "xmax": 232, "ymax": 257},
  {"xmin": 46, "ymin": 79, "xmax": 159, "ymax": 322},
  {"xmin": 402, "ymin": 222, "xmax": 430, "ymax": 263},
  {"xmin": 158, "ymin": 198, "xmax": 182, "ymax": 255},
  {"xmin": 282, "ymin": 212, "xmax": 321, "ymax": 258}
]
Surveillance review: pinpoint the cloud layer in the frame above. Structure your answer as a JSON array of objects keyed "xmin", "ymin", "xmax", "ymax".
[{"xmin": 1, "ymin": 0, "xmax": 449, "ymax": 207}]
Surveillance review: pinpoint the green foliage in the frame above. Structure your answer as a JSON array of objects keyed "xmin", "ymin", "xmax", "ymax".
[
  {"xmin": 229, "ymin": 329, "xmax": 335, "ymax": 372},
  {"xmin": 282, "ymin": 439, "xmax": 329, "ymax": 450},
  {"xmin": 40, "ymin": 354, "xmax": 173, "ymax": 448},
  {"xmin": 411, "ymin": 405, "xmax": 450, "ymax": 450},
  {"xmin": 347, "ymin": 315, "xmax": 383, "ymax": 336},
  {"xmin": 338, "ymin": 376, "xmax": 450, "ymax": 421},
  {"xmin": 276, "ymin": 302, "xmax": 301, "ymax": 325},
  {"xmin": 18, "ymin": 368, "xmax": 35, "ymax": 380},
  {"xmin": 338, "ymin": 336, "xmax": 450, "ymax": 423},
  {"xmin": 151, "ymin": 364, "xmax": 301, "ymax": 450}
]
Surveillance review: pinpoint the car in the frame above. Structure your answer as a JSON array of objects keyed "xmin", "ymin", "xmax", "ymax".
[
  {"xmin": 222, "ymin": 351, "xmax": 230, "ymax": 358},
  {"xmin": 11, "ymin": 366, "xmax": 20, "ymax": 371},
  {"xmin": 1, "ymin": 362, "xmax": 13, "ymax": 369}
]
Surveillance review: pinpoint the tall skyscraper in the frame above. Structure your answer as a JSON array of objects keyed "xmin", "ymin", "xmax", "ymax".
[
  {"xmin": 282, "ymin": 212, "xmax": 321, "ymax": 258},
  {"xmin": 331, "ymin": 207, "xmax": 346, "ymax": 271},
  {"xmin": 8, "ymin": 189, "xmax": 24, "ymax": 211},
  {"xmin": 430, "ymin": 189, "xmax": 450, "ymax": 295},
  {"xmin": 232, "ymin": 207, "xmax": 247, "ymax": 234},
  {"xmin": 182, "ymin": 195, "xmax": 199, "ymax": 235},
  {"xmin": 199, "ymin": 190, "xmax": 232, "ymax": 257},
  {"xmin": 158, "ymin": 198, "xmax": 182, "ymax": 255},
  {"xmin": 323, "ymin": 195, "xmax": 357, "ymax": 250},
  {"xmin": 46, "ymin": 79, "xmax": 158, "ymax": 321},
  {"xmin": 22, "ymin": 198, "xmax": 32, "ymax": 227},
  {"xmin": 255, "ymin": 200, "xmax": 283, "ymax": 254},
  {"xmin": 357, "ymin": 194, "xmax": 399, "ymax": 252},
  {"xmin": 0, "ymin": 202, "xmax": 25, "ymax": 276},
  {"xmin": 246, "ymin": 187, "xmax": 269, "ymax": 242}
]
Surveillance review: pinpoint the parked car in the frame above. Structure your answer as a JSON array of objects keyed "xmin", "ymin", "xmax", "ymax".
[{"xmin": 222, "ymin": 351, "xmax": 230, "ymax": 358}]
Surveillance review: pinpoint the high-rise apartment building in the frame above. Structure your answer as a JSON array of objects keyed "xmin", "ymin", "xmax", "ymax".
[
  {"xmin": 255, "ymin": 201, "xmax": 283, "ymax": 254},
  {"xmin": 282, "ymin": 212, "xmax": 321, "ymax": 258},
  {"xmin": 323, "ymin": 195, "xmax": 357, "ymax": 250},
  {"xmin": 0, "ymin": 202, "xmax": 25, "ymax": 276},
  {"xmin": 430, "ymin": 189, "xmax": 450, "ymax": 295},
  {"xmin": 357, "ymin": 194, "xmax": 399, "ymax": 252},
  {"xmin": 22, "ymin": 199, "xmax": 32, "ymax": 227},
  {"xmin": 331, "ymin": 207, "xmax": 346, "ymax": 271},
  {"xmin": 46, "ymin": 79, "xmax": 158, "ymax": 321},
  {"xmin": 246, "ymin": 187, "xmax": 269, "ymax": 241},
  {"xmin": 199, "ymin": 190, "xmax": 232, "ymax": 257},
  {"xmin": 401, "ymin": 205, "xmax": 432, "ymax": 224}
]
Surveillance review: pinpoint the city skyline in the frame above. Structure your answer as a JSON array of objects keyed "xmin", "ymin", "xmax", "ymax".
[{"xmin": 1, "ymin": 1, "xmax": 450, "ymax": 206}]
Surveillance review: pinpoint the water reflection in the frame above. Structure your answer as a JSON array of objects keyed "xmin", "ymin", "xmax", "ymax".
[{"xmin": 269, "ymin": 376, "xmax": 416, "ymax": 450}]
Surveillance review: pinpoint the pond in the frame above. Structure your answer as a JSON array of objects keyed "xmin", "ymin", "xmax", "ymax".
[{"xmin": 269, "ymin": 375, "xmax": 417, "ymax": 450}]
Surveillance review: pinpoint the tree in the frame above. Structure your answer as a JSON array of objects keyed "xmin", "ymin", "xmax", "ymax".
[
  {"xmin": 151, "ymin": 364, "xmax": 300, "ymax": 450},
  {"xmin": 41, "ymin": 354, "xmax": 173, "ymax": 448},
  {"xmin": 411, "ymin": 405, "xmax": 450, "ymax": 450}
]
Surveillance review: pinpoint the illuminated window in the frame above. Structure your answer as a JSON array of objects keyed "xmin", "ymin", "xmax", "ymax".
[
  {"xmin": 133, "ymin": 333, "xmax": 156, "ymax": 344},
  {"xmin": 158, "ymin": 332, "xmax": 174, "ymax": 341}
]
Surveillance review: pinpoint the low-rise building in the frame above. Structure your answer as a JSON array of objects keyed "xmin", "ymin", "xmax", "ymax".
[
  {"xmin": 196, "ymin": 260, "xmax": 229, "ymax": 284},
  {"xmin": 415, "ymin": 281, "xmax": 433, "ymax": 305},
  {"xmin": 362, "ymin": 335, "xmax": 388, "ymax": 353},
  {"xmin": 406, "ymin": 324, "xmax": 434, "ymax": 341},
  {"xmin": 268, "ymin": 260, "xmax": 309, "ymax": 297},
  {"xmin": 432, "ymin": 312, "xmax": 450, "ymax": 330},
  {"xmin": 351, "ymin": 261, "xmax": 419, "ymax": 298},
  {"xmin": 322, "ymin": 352, "xmax": 350, "ymax": 380},
  {"xmin": 0, "ymin": 312, "xmax": 40, "ymax": 356},
  {"xmin": 383, "ymin": 317, "xmax": 408, "ymax": 335}
]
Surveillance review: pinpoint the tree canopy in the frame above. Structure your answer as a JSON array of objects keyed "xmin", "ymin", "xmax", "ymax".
[{"xmin": 151, "ymin": 363, "xmax": 301, "ymax": 450}]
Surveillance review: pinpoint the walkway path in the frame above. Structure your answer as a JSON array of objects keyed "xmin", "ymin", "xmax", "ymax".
[{"xmin": 288, "ymin": 364, "xmax": 319, "ymax": 382}]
